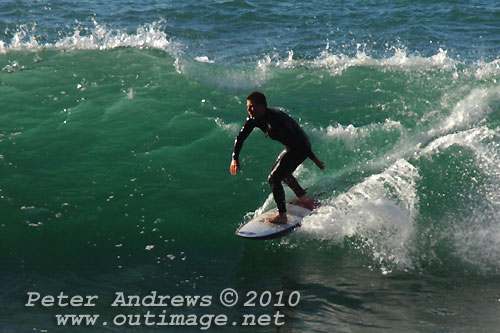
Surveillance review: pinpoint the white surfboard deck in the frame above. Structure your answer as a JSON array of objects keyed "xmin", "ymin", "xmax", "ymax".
[{"xmin": 236, "ymin": 203, "xmax": 313, "ymax": 240}]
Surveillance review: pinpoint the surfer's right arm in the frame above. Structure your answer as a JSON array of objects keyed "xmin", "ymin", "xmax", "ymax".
[{"xmin": 230, "ymin": 117, "xmax": 255, "ymax": 175}]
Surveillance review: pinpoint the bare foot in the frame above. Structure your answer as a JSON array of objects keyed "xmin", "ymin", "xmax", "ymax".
[
  {"xmin": 265, "ymin": 213, "xmax": 288, "ymax": 224},
  {"xmin": 294, "ymin": 195, "xmax": 317, "ymax": 210},
  {"xmin": 297, "ymin": 195, "xmax": 313, "ymax": 205}
]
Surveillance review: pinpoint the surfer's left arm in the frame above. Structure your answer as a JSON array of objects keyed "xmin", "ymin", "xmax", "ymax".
[
  {"xmin": 312, "ymin": 155, "xmax": 325, "ymax": 170},
  {"xmin": 304, "ymin": 140, "xmax": 325, "ymax": 170},
  {"xmin": 282, "ymin": 112, "xmax": 325, "ymax": 170}
]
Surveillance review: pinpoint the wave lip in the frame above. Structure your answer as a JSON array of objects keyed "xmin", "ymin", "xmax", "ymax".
[
  {"xmin": 309, "ymin": 46, "xmax": 459, "ymax": 76},
  {"xmin": 0, "ymin": 19, "xmax": 173, "ymax": 54}
]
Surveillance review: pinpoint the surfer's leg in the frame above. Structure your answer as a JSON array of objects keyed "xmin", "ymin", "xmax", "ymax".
[
  {"xmin": 266, "ymin": 173, "xmax": 287, "ymax": 224},
  {"xmin": 268, "ymin": 149, "xmax": 307, "ymax": 215},
  {"xmin": 267, "ymin": 151, "xmax": 286, "ymax": 214},
  {"xmin": 280, "ymin": 152, "xmax": 317, "ymax": 209},
  {"xmin": 283, "ymin": 175, "xmax": 307, "ymax": 198}
]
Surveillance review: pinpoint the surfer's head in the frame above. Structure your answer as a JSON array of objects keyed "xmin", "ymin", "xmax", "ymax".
[{"xmin": 246, "ymin": 91, "xmax": 267, "ymax": 119}]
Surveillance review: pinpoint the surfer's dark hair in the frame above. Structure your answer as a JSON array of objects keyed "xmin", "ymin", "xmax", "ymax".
[{"xmin": 247, "ymin": 91, "xmax": 267, "ymax": 107}]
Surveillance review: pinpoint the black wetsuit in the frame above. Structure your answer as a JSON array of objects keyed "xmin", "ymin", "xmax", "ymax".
[{"xmin": 232, "ymin": 108, "xmax": 317, "ymax": 214}]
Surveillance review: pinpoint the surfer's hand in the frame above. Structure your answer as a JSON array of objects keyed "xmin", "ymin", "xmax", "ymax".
[
  {"xmin": 313, "ymin": 157, "xmax": 325, "ymax": 170},
  {"xmin": 230, "ymin": 159, "xmax": 241, "ymax": 175}
]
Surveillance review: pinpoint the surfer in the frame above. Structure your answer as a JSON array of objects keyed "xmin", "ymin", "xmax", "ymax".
[{"xmin": 230, "ymin": 92, "xmax": 325, "ymax": 224}]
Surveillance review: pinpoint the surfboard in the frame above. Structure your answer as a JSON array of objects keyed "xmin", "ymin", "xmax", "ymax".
[{"xmin": 235, "ymin": 201, "xmax": 317, "ymax": 240}]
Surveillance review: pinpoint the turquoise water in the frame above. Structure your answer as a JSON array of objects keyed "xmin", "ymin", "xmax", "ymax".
[{"xmin": 2, "ymin": 1, "xmax": 500, "ymax": 331}]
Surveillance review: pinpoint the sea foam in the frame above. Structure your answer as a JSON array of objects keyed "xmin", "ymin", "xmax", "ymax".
[{"xmin": 301, "ymin": 159, "xmax": 419, "ymax": 272}]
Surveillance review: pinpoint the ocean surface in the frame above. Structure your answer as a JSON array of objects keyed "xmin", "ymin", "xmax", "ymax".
[{"xmin": 2, "ymin": 0, "xmax": 500, "ymax": 331}]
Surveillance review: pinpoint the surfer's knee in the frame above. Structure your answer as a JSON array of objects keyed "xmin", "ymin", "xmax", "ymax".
[
  {"xmin": 268, "ymin": 172, "xmax": 282, "ymax": 187},
  {"xmin": 268, "ymin": 173, "xmax": 276, "ymax": 186}
]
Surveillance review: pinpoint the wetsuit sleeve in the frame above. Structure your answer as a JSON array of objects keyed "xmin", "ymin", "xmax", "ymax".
[
  {"xmin": 301, "ymin": 139, "xmax": 317, "ymax": 160},
  {"xmin": 295, "ymin": 136, "xmax": 317, "ymax": 160},
  {"xmin": 232, "ymin": 117, "xmax": 255, "ymax": 162},
  {"xmin": 281, "ymin": 112, "xmax": 317, "ymax": 160}
]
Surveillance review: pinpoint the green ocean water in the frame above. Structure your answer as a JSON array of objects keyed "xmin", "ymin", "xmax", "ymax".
[{"xmin": 2, "ymin": 1, "xmax": 500, "ymax": 332}]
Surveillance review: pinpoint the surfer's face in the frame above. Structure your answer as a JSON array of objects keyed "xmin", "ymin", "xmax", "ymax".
[{"xmin": 247, "ymin": 99, "xmax": 266, "ymax": 119}]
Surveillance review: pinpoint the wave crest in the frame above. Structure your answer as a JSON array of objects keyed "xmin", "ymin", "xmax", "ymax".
[{"xmin": 0, "ymin": 19, "xmax": 173, "ymax": 54}]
